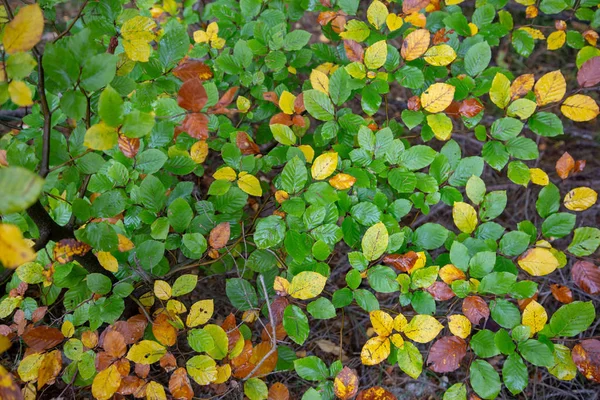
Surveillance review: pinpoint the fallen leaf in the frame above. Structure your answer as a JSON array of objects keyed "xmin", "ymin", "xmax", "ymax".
[
  {"xmin": 572, "ymin": 339, "xmax": 600, "ymax": 383},
  {"xmin": 334, "ymin": 367, "xmax": 359, "ymax": 400},
  {"xmin": 571, "ymin": 261, "xmax": 600, "ymax": 295},
  {"xmin": 427, "ymin": 336, "xmax": 467, "ymax": 373},
  {"xmin": 462, "ymin": 296, "xmax": 489, "ymax": 326}
]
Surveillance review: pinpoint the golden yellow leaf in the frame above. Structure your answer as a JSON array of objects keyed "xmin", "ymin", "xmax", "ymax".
[
  {"xmin": 361, "ymin": 222, "xmax": 389, "ymax": 261},
  {"xmin": 394, "ymin": 313, "xmax": 408, "ymax": 332},
  {"xmin": 452, "ymin": 202, "xmax": 478, "ymax": 234},
  {"xmin": 97, "ymin": 251, "xmax": 118, "ymax": 273},
  {"xmin": 529, "ymin": 168, "xmax": 549, "ymax": 186},
  {"xmin": 61, "ymin": 320, "xmax": 75, "ymax": 338},
  {"xmin": 311, "ymin": 152, "xmax": 338, "ymax": 180},
  {"xmin": 534, "ymin": 70, "xmax": 566, "ymax": 106},
  {"xmin": 446, "ymin": 0, "xmax": 464, "ymax": 3},
  {"xmin": 213, "ymin": 364, "xmax": 231, "ymax": 384},
  {"xmin": 213, "ymin": 166, "xmax": 237, "ymax": 181},
  {"xmin": 370, "ymin": 310, "xmax": 394, "ymax": 337},
  {"xmin": 563, "ymin": 187, "xmax": 598, "ymax": 211},
  {"xmin": 18, "ymin": 353, "xmax": 44, "ymax": 382},
  {"xmin": 367, "ymin": 0, "xmax": 389, "ymax": 29},
  {"xmin": 190, "ymin": 141, "xmax": 209, "ymax": 164},
  {"xmin": 490, "ymin": 73, "xmax": 511, "ymax": 109},
  {"xmin": 310, "ymin": 70, "xmax": 329, "ymax": 95},
  {"xmin": 439, "ymin": 264, "xmax": 466, "ymax": 284},
  {"xmin": 237, "ymin": 173, "xmax": 262, "ymax": 196},
  {"xmin": 360, "ymin": 336, "xmax": 391, "ymax": 365},
  {"xmin": 409, "ymin": 251, "xmax": 427, "ymax": 274},
  {"xmin": 561, "ymin": 94, "xmax": 599, "ymax": 122},
  {"xmin": 405, "ymin": 12, "xmax": 426, "ymax": 28},
  {"xmin": 121, "ymin": 16, "xmax": 157, "ymax": 62},
  {"xmin": 520, "ymin": 27, "xmax": 545, "ymax": 39},
  {"xmin": 0, "ymin": 223, "xmax": 36, "ymax": 269},
  {"xmin": 274, "ymin": 190, "xmax": 289, "ymax": 204},
  {"xmin": 2, "ymin": 4, "xmax": 43, "ymax": 54},
  {"xmin": 401, "ymin": 29, "xmax": 430, "ymax": 61},
  {"xmin": 279, "ymin": 91, "xmax": 296, "ymax": 115},
  {"xmin": 448, "ymin": 314, "xmax": 472, "ymax": 339},
  {"xmin": 403, "ymin": 315, "xmax": 443, "ymax": 343},
  {"xmin": 117, "ymin": 234, "xmax": 135, "ymax": 252},
  {"xmin": 92, "ymin": 364, "xmax": 122, "ymax": 400},
  {"xmin": 186, "ymin": 299, "xmax": 214, "ymax": 327},
  {"xmin": 154, "ymin": 280, "xmax": 172, "ymax": 300},
  {"xmin": 145, "ymin": 381, "xmax": 167, "ymax": 400},
  {"xmin": 0, "ymin": 335, "xmax": 11, "ymax": 354},
  {"xmin": 510, "ymin": 74, "xmax": 535, "ymax": 100},
  {"xmin": 126, "ymin": 340, "xmax": 167, "ymax": 364},
  {"xmin": 423, "ymin": 44, "xmax": 456, "ymax": 66},
  {"xmin": 364, "ymin": 40, "xmax": 388, "ymax": 70},
  {"xmin": 522, "ymin": 300, "xmax": 547, "ymax": 336},
  {"xmin": 8, "ymin": 80, "xmax": 33, "ymax": 106},
  {"xmin": 420, "ymin": 82, "xmax": 455, "ymax": 113},
  {"xmin": 288, "ymin": 271, "xmax": 327, "ymax": 300},
  {"xmin": 386, "ymin": 14, "xmax": 403, "ymax": 31},
  {"xmin": 390, "ymin": 333, "xmax": 405, "ymax": 348},
  {"xmin": 298, "ymin": 145, "xmax": 315, "ymax": 163},
  {"xmin": 518, "ymin": 247, "xmax": 559, "ymax": 276},
  {"xmin": 547, "ymin": 30, "xmax": 566, "ymax": 50},
  {"xmin": 329, "ymin": 173, "xmax": 356, "ymax": 190},
  {"xmin": 468, "ymin": 22, "xmax": 478, "ymax": 36}
]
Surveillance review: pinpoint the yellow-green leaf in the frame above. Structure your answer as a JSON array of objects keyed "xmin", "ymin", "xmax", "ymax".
[
  {"xmin": 563, "ymin": 187, "xmax": 598, "ymax": 211},
  {"xmin": 364, "ymin": 40, "xmax": 388, "ymax": 70},
  {"xmin": 154, "ymin": 280, "xmax": 172, "ymax": 300},
  {"xmin": 427, "ymin": 113, "xmax": 453, "ymax": 141},
  {"xmin": 18, "ymin": 353, "xmax": 44, "ymax": 382},
  {"xmin": 490, "ymin": 73, "xmax": 511, "ymax": 109},
  {"xmin": 403, "ymin": 315, "xmax": 443, "ymax": 343},
  {"xmin": 186, "ymin": 355, "xmax": 217, "ymax": 385},
  {"xmin": 547, "ymin": 30, "xmax": 566, "ymax": 50},
  {"xmin": 186, "ymin": 299, "xmax": 214, "ymax": 327},
  {"xmin": 549, "ymin": 344, "xmax": 577, "ymax": 381},
  {"xmin": 2, "ymin": 4, "xmax": 44, "ymax": 54},
  {"xmin": 560, "ymin": 94, "xmax": 599, "ymax": 122},
  {"xmin": 534, "ymin": 70, "xmax": 566, "ymax": 106},
  {"xmin": 310, "ymin": 69, "xmax": 330, "ymax": 95},
  {"xmin": 237, "ymin": 173, "xmax": 262, "ymax": 196},
  {"xmin": 213, "ymin": 167, "xmax": 237, "ymax": 181},
  {"xmin": 507, "ymin": 98, "xmax": 537, "ymax": 119},
  {"xmin": 522, "ymin": 300, "xmax": 547, "ymax": 336},
  {"xmin": 288, "ymin": 271, "xmax": 327, "ymax": 300},
  {"xmin": 84, "ymin": 123, "xmax": 118, "ymax": 151},
  {"xmin": 126, "ymin": 340, "xmax": 167, "ymax": 364},
  {"xmin": 448, "ymin": 314, "xmax": 472, "ymax": 339},
  {"xmin": 518, "ymin": 247, "xmax": 559, "ymax": 276},
  {"xmin": 424, "ymin": 44, "xmax": 456, "ymax": 66},
  {"xmin": 361, "ymin": 222, "xmax": 389, "ymax": 261},
  {"xmin": 121, "ymin": 16, "xmax": 157, "ymax": 62},
  {"xmin": 452, "ymin": 202, "xmax": 478, "ymax": 234},
  {"xmin": 360, "ymin": 336, "xmax": 390, "ymax": 365},
  {"xmin": 367, "ymin": 0, "xmax": 389, "ymax": 29},
  {"xmin": 420, "ymin": 82, "xmax": 455, "ymax": 113},
  {"xmin": 311, "ymin": 152, "xmax": 338, "ymax": 180}
]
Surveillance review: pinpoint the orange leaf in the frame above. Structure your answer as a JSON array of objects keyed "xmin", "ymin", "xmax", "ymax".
[
  {"xmin": 572, "ymin": 339, "xmax": 600, "ymax": 383},
  {"xmin": 268, "ymin": 382, "xmax": 290, "ymax": 400},
  {"xmin": 152, "ymin": 314, "xmax": 178, "ymax": 347},
  {"xmin": 169, "ymin": 367, "xmax": 194, "ymax": 400},
  {"xmin": 173, "ymin": 60, "xmax": 213, "ymax": 81},
  {"xmin": 556, "ymin": 152, "xmax": 575, "ymax": 179},
  {"xmin": 118, "ymin": 136, "xmax": 140, "ymax": 158},
  {"xmin": 177, "ymin": 78, "xmax": 208, "ymax": 112},
  {"xmin": 103, "ymin": 330, "xmax": 127, "ymax": 358},
  {"xmin": 334, "ymin": 366, "xmax": 359, "ymax": 400},
  {"xmin": 209, "ymin": 222, "xmax": 231, "ymax": 250}
]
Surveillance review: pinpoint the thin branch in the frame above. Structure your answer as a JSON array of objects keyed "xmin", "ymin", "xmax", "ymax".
[{"xmin": 53, "ymin": 0, "xmax": 89, "ymax": 42}]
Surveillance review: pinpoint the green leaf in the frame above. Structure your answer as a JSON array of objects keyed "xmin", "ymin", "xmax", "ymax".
[
  {"xmin": 0, "ymin": 167, "xmax": 44, "ymax": 214},
  {"xmin": 294, "ymin": 356, "xmax": 328, "ymax": 381},
  {"xmin": 98, "ymin": 85, "xmax": 123, "ymax": 127},
  {"xmin": 542, "ymin": 212, "xmax": 576, "ymax": 238},
  {"xmin": 244, "ymin": 378, "xmax": 268, "ymax": 400},
  {"xmin": 226, "ymin": 278, "xmax": 258, "ymax": 311},
  {"xmin": 281, "ymin": 157, "xmax": 307, "ymax": 193},
  {"xmin": 86, "ymin": 273, "xmax": 112, "ymax": 295},
  {"xmin": 568, "ymin": 227, "xmax": 600, "ymax": 256},
  {"xmin": 499, "ymin": 231, "xmax": 530, "ymax": 256},
  {"xmin": 400, "ymin": 145, "xmax": 437, "ymax": 171},
  {"xmin": 80, "ymin": 53, "xmax": 117, "ymax": 92},
  {"xmin": 284, "ymin": 30, "xmax": 311, "ymax": 51},
  {"xmin": 171, "ymin": 274, "xmax": 198, "ymax": 297},
  {"xmin": 536, "ymin": 183, "xmax": 560, "ymax": 218},
  {"xmin": 397, "ymin": 341, "xmax": 423, "ymax": 379},
  {"xmin": 470, "ymin": 360, "xmax": 501, "ymax": 400},
  {"xmin": 368, "ymin": 265, "xmax": 400, "ymax": 293},
  {"xmin": 464, "ymin": 42, "xmax": 491, "ymax": 76},
  {"xmin": 529, "ymin": 112, "xmax": 564, "ymax": 137},
  {"xmin": 307, "ymin": 298, "xmax": 336, "ymax": 319},
  {"xmin": 303, "ymin": 89, "xmax": 335, "ymax": 121},
  {"xmin": 413, "ymin": 223, "xmax": 448, "ymax": 250},
  {"xmin": 167, "ymin": 198, "xmax": 193, "ymax": 233},
  {"xmin": 470, "ymin": 330, "xmax": 500, "ymax": 358},
  {"xmin": 547, "ymin": 301, "xmax": 595, "ymax": 337},
  {"xmin": 136, "ymin": 149, "xmax": 168, "ymax": 174},
  {"xmin": 283, "ymin": 304, "xmax": 309, "ymax": 345},
  {"xmin": 254, "ymin": 216, "xmax": 286, "ymax": 249},
  {"xmin": 503, "ymin": 353, "xmax": 528, "ymax": 395},
  {"xmin": 270, "ymin": 124, "xmax": 297, "ymax": 146}
]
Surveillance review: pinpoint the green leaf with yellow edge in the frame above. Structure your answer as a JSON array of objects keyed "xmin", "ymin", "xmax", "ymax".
[
  {"xmin": 361, "ymin": 222, "xmax": 388, "ymax": 261},
  {"xmin": 403, "ymin": 315, "xmax": 443, "ymax": 343},
  {"xmin": 126, "ymin": 340, "xmax": 167, "ymax": 364},
  {"xmin": 507, "ymin": 98, "xmax": 537, "ymax": 119},
  {"xmin": 452, "ymin": 202, "xmax": 478, "ymax": 234},
  {"xmin": 288, "ymin": 271, "xmax": 327, "ymax": 300},
  {"xmin": 0, "ymin": 167, "xmax": 44, "ymax": 215},
  {"xmin": 427, "ymin": 113, "xmax": 453, "ymax": 141}
]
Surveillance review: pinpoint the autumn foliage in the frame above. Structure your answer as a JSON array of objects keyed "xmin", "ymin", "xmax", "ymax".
[{"xmin": 0, "ymin": 0, "xmax": 600, "ymax": 399}]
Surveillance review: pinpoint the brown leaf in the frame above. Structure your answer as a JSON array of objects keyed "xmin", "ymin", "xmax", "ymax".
[
  {"xmin": 403, "ymin": 0, "xmax": 430, "ymax": 14},
  {"xmin": 22, "ymin": 326, "xmax": 64, "ymax": 351},
  {"xmin": 0, "ymin": 150, "xmax": 8, "ymax": 167},
  {"xmin": 427, "ymin": 336, "xmax": 467, "ymax": 373},
  {"xmin": 114, "ymin": 358, "xmax": 130, "ymax": 376},
  {"xmin": 572, "ymin": 339, "xmax": 600, "ymax": 383},
  {"xmin": 407, "ymin": 96, "xmax": 421, "ymax": 111},
  {"xmin": 118, "ymin": 375, "xmax": 145, "ymax": 396},
  {"xmin": 231, "ymin": 340, "xmax": 254, "ymax": 378},
  {"xmin": 268, "ymin": 382, "xmax": 290, "ymax": 400},
  {"xmin": 262, "ymin": 92, "xmax": 279, "ymax": 106},
  {"xmin": 318, "ymin": 11, "xmax": 337, "ymax": 26},
  {"xmin": 270, "ymin": 112, "xmax": 294, "ymax": 126},
  {"xmin": 104, "ymin": 330, "xmax": 127, "ymax": 358},
  {"xmin": 426, "ymin": 281, "xmax": 455, "ymax": 301},
  {"xmin": 459, "ymin": 98, "xmax": 484, "ymax": 118},
  {"xmin": 550, "ymin": 284, "xmax": 573, "ymax": 304},
  {"xmin": 169, "ymin": 367, "xmax": 194, "ymax": 400},
  {"xmin": 247, "ymin": 341, "xmax": 278, "ymax": 378},
  {"xmin": 236, "ymin": 132, "xmax": 260, "ymax": 155},
  {"xmin": 462, "ymin": 296, "xmax": 489, "ymax": 326},
  {"xmin": 270, "ymin": 297, "xmax": 289, "ymax": 325},
  {"xmin": 135, "ymin": 363, "xmax": 150, "ymax": 378},
  {"xmin": 209, "ymin": 86, "xmax": 239, "ymax": 114},
  {"xmin": 383, "ymin": 251, "xmax": 418, "ymax": 272},
  {"xmin": 118, "ymin": 136, "xmax": 140, "ymax": 159},
  {"xmin": 173, "ymin": 60, "xmax": 213, "ymax": 82},
  {"xmin": 221, "ymin": 314, "xmax": 243, "ymax": 353},
  {"xmin": 160, "ymin": 352, "xmax": 177, "ymax": 372},
  {"xmin": 177, "ymin": 78, "xmax": 208, "ymax": 112},
  {"xmin": 180, "ymin": 113, "xmax": 209, "ymax": 140},
  {"xmin": 0, "ymin": 365, "xmax": 22, "ymax": 400},
  {"xmin": 432, "ymin": 28, "xmax": 450, "ymax": 45},
  {"xmin": 573, "ymin": 159, "xmax": 586, "ymax": 174},
  {"xmin": 209, "ymin": 222, "xmax": 231, "ymax": 250},
  {"xmin": 334, "ymin": 366, "xmax": 359, "ymax": 400},
  {"xmin": 294, "ymin": 93, "xmax": 305, "ymax": 114},
  {"xmin": 31, "ymin": 306, "xmax": 47, "ymax": 323},
  {"xmin": 445, "ymin": 101, "xmax": 462, "ymax": 118},
  {"xmin": 261, "ymin": 323, "xmax": 287, "ymax": 342},
  {"xmin": 331, "ymin": 15, "xmax": 346, "ymax": 34},
  {"xmin": 152, "ymin": 314, "xmax": 177, "ymax": 347},
  {"xmin": 344, "ymin": 40, "xmax": 364, "ymax": 63},
  {"xmin": 114, "ymin": 315, "xmax": 148, "ymax": 345},
  {"xmin": 556, "ymin": 152, "xmax": 575, "ymax": 179},
  {"xmin": 82, "ymin": 330, "xmax": 98, "ymax": 349},
  {"xmin": 53, "ymin": 239, "xmax": 91, "ymax": 264},
  {"xmin": 357, "ymin": 387, "xmax": 398, "ymax": 400},
  {"xmin": 577, "ymin": 57, "xmax": 600, "ymax": 88},
  {"xmin": 572, "ymin": 260, "xmax": 600, "ymax": 295},
  {"xmin": 37, "ymin": 350, "xmax": 62, "ymax": 389}
]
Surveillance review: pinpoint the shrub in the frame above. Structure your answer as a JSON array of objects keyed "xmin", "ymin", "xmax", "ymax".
[{"xmin": 0, "ymin": 0, "xmax": 599, "ymax": 399}]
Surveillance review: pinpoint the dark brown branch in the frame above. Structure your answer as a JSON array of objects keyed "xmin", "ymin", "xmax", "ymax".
[{"xmin": 53, "ymin": 0, "xmax": 89, "ymax": 43}]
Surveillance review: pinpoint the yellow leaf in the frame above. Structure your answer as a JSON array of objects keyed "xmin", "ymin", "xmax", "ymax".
[
  {"xmin": 186, "ymin": 355, "xmax": 217, "ymax": 385},
  {"xmin": 2, "ymin": 4, "xmax": 43, "ymax": 54},
  {"xmin": 409, "ymin": 251, "xmax": 427, "ymax": 274},
  {"xmin": 518, "ymin": 247, "xmax": 559, "ymax": 276},
  {"xmin": 126, "ymin": 340, "xmax": 167, "ymax": 364},
  {"xmin": 561, "ymin": 94, "xmax": 599, "ymax": 122},
  {"xmin": 426, "ymin": 113, "xmax": 453, "ymax": 141},
  {"xmin": 97, "ymin": 251, "xmax": 118, "ymax": 273},
  {"xmin": 519, "ymin": 27, "xmax": 545, "ymax": 40},
  {"xmin": 84, "ymin": 123, "xmax": 118, "ymax": 151},
  {"xmin": 145, "ymin": 381, "xmax": 167, "ymax": 400},
  {"xmin": 510, "ymin": 74, "xmax": 535, "ymax": 100},
  {"xmin": 563, "ymin": 187, "xmax": 598, "ymax": 211},
  {"xmin": 0, "ymin": 335, "xmax": 11, "ymax": 354},
  {"xmin": 490, "ymin": 73, "xmax": 511, "ymax": 109},
  {"xmin": 194, "ymin": 30, "xmax": 210, "ymax": 44},
  {"xmin": 288, "ymin": 271, "xmax": 327, "ymax": 300},
  {"xmin": 190, "ymin": 141, "xmax": 209, "ymax": 163},
  {"xmin": 403, "ymin": 315, "xmax": 443, "ymax": 343},
  {"xmin": 311, "ymin": 152, "xmax": 338, "ymax": 180},
  {"xmin": 186, "ymin": 299, "xmax": 214, "ymax": 327},
  {"xmin": 370, "ymin": 310, "xmax": 394, "ymax": 337},
  {"xmin": 547, "ymin": 30, "xmax": 566, "ymax": 50},
  {"xmin": 367, "ymin": 0, "xmax": 389, "ymax": 29},
  {"xmin": 394, "ymin": 313, "xmax": 408, "ymax": 332},
  {"xmin": 213, "ymin": 166, "xmax": 237, "ymax": 181},
  {"xmin": 121, "ymin": 16, "xmax": 157, "ymax": 62},
  {"xmin": 91, "ymin": 364, "xmax": 122, "ymax": 400},
  {"xmin": 446, "ymin": 0, "xmax": 464, "ymax": 4},
  {"xmin": 279, "ymin": 91, "xmax": 296, "ymax": 115},
  {"xmin": 274, "ymin": 276, "xmax": 290, "ymax": 295},
  {"xmin": 401, "ymin": 29, "xmax": 430, "ymax": 61},
  {"xmin": 468, "ymin": 22, "xmax": 478, "ymax": 36},
  {"xmin": 18, "ymin": 353, "xmax": 44, "ymax": 382},
  {"xmin": 154, "ymin": 280, "xmax": 172, "ymax": 300},
  {"xmin": 298, "ymin": 145, "xmax": 315, "ymax": 163},
  {"xmin": 213, "ymin": 364, "xmax": 232, "ymax": 384},
  {"xmin": 420, "ymin": 82, "xmax": 455, "ymax": 113},
  {"xmin": 386, "ymin": 14, "xmax": 403, "ymax": 31},
  {"xmin": 448, "ymin": 314, "xmax": 472, "ymax": 339},
  {"xmin": 237, "ymin": 173, "xmax": 262, "ymax": 196},
  {"xmin": 534, "ymin": 70, "xmax": 566, "ymax": 106},
  {"xmin": 117, "ymin": 234, "xmax": 135, "ymax": 252},
  {"xmin": 529, "ymin": 168, "xmax": 549, "ymax": 186},
  {"xmin": 424, "ymin": 44, "xmax": 456, "ymax": 66},
  {"xmin": 310, "ymin": 70, "xmax": 330, "ymax": 95},
  {"xmin": 361, "ymin": 222, "xmax": 389, "ymax": 261},
  {"xmin": 329, "ymin": 173, "xmax": 356, "ymax": 190},
  {"xmin": 0, "ymin": 223, "xmax": 36, "ymax": 268},
  {"xmin": 364, "ymin": 40, "xmax": 388, "ymax": 70},
  {"xmin": 8, "ymin": 80, "xmax": 33, "ymax": 106},
  {"xmin": 390, "ymin": 333, "xmax": 405, "ymax": 348},
  {"xmin": 452, "ymin": 202, "xmax": 478, "ymax": 234},
  {"xmin": 166, "ymin": 299, "xmax": 187, "ymax": 314},
  {"xmin": 522, "ymin": 300, "xmax": 547, "ymax": 336},
  {"xmin": 61, "ymin": 320, "xmax": 75, "ymax": 338},
  {"xmin": 360, "ymin": 336, "xmax": 391, "ymax": 365},
  {"xmin": 405, "ymin": 12, "xmax": 427, "ymax": 28},
  {"xmin": 439, "ymin": 264, "xmax": 466, "ymax": 284}
]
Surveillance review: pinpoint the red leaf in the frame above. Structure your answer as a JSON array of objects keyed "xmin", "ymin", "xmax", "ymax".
[
  {"xmin": 22, "ymin": 326, "xmax": 64, "ymax": 351},
  {"xmin": 173, "ymin": 60, "xmax": 213, "ymax": 82},
  {"xmin": 572, "ymin": 339, "xmax": 600, "ymax": 383},
  {"xmin": 236, "ymin": 132, "xmax": 260, "ymax": 155},
  {"xmin": 427, "ymin": 336, "xmax": 467, "ymax": 373},
  {"xmin": 292, "ymin": 115, "xmax": 306, "ymax": 128},
  {"xmin": 169, "ymin": 367, "xmax": 194, "ymax": 400},
  {"xmin": 556, "ymin": 152, "xmax": 575, "ymax": 180},
  {"xmin": 403, "ymin": 0, "xmax": 430, "ymax": 14},
  {"xmin": 209, "ymin": 222, "xmax": 231, "ymax": 249},
  {"xmin": 180, "ymin": 113, "xmax": 209, "ymax": 140},
  {"xmin": 426, "ymin": 281, "xmax": 455, "ymax": 301},
  {"xmin": 445, "ymin": 101, "xmax": 462, "ymax": 118},
  {"xmin": 459, "ymin": 98, "xmax": 484, "ymax": 117},
  {"xmin": 572, "ymin": 260, "xmax": 600, "ymax": 295},
  {"xmin": 118, "ymin": 136, "xmax": 140, "ymax": 158},
  {"xmin": 177, "ymin": 78, "xmax": 208, "ymax": 112},
  {"xmin": 550, "ymin": 284, "xmax": 573, "ymax": 304},
  {"xmin": 382, "ymin": 251, "xmax": 418, "ymax": 272},
  {"xmin": 577, "ymin": 57, "xmax": 600, "ymax": 87},
  {"xmin": 462, "ymin": 296, "xmax": 490, "ymax": 326}
]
